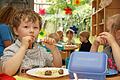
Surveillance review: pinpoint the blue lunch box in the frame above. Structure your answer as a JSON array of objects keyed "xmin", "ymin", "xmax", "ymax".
[{"xmin": 68, "ymin": 51, "xmax": 108, "ymax": 80}]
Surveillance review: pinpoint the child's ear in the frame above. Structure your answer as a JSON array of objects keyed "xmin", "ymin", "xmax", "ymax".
[{"xmin": 13, "ymin": 27, "xmax": 18, "ymax": 36}]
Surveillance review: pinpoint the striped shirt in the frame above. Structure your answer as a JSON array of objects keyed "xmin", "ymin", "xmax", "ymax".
[{"xmin": 1, "ymin": 39, "xmax": 53, "ymax": 69}]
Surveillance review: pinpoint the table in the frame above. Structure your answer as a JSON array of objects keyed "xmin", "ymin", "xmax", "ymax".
[
  {"xmin": 60, "ymin": 45, "xmax": 79, "ymax": 60},
  {"xmin": 15, "ymin": 73, "xmax": 120, "ymax": 80}
]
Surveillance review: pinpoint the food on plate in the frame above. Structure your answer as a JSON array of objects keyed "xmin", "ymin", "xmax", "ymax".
[
  {"xmin": 58, "ymin": 69, "xmax": 64, "ymax": 74},
  {"xmin": 31, "ymin": 65, "xmax": 39, "ymax": 68},
  {"xmin": 64, "ymin": 45, "xmax": 78, "ymax": 49},
  {"xmin": 45, "ymin": 70, "xmax": 52, "ymax": 76},
  {"xmin": 35, "ymin": 68, "xmax": 65, "ymax": 77},
  {"xmin": 20, "ymin": 67, "xmax": 31, "ymax": 73}
]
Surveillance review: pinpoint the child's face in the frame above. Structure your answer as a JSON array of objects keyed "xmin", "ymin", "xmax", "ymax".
[
  {"xmin": 106, "ymin": 19, "xmax": 113, "ymax": 32},
  {"xmin": 55, "ymin": 34, "xmax": 60, "ymax": 43},
  {"xmin": 66, "ymin": 32, "xmax": 73, "ymax": 39},
  {"xmin": 79, "ymin": 36, "xmax": 86, "ymax": 42},
  {"xmin": 115, "ymin": 29, "xmax": 120, "ymax": 46},
  {"xmin": 57, "ymin": 31, "xmax": 63, "ymax": 41},
  {"xmin": 14, "ymin": 19, "xmax": 40, "ymax": 43}
]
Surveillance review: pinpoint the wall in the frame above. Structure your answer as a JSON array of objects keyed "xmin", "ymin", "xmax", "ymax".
[{"xmin": 0, "ymin": 0, "xmax": 34, "ymax": 9}]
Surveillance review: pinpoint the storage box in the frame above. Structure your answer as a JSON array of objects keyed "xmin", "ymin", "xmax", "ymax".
[
  {"xmin": 65, "ymin": 57, "xmax": 69, "ymax": 69},
  {"xmin": 68, "ymin": 51, "xmax": 107, "ymax": 80}
]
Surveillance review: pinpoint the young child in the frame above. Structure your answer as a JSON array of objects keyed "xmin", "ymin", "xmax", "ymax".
[
  {"xmin": 56, "ymin": 30, "xmax": 64, "ymax": 43},
  {"xmin": 79, "ymin": 31, "xmax": 91, "ymax": 52},
  {"xmin": 90, "ymin": 14, "xmax": 120, "ymax": 71},
  {"xmin": 48, "ymin": 33, "xmax": 60, "ymax": 43},
  {"xmin": 0, "ymin": 5, "xmax": 16, "ymax": 57},
  {"xmin": 66, "ymin": 29, "xmax": 75, "ymax": 45},
  {"xmin": 43, "ymin": 33, "xmax": 61, "ymax": 52},
  {"xmin": 1, "ymin": 9, "xmax": 62, "ymax": 76}
]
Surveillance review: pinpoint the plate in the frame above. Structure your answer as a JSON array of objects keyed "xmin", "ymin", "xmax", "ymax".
[
  {"xmin": 26, "ymin": 67, "xmax": 69, "ymax": 78},
  {"xmin": 106, "ymin": 69, "xmax": 118, "ymax": 76},
  {"xmin": 64, "ymin": 45, "xmax": 78, "ymax": 50}
]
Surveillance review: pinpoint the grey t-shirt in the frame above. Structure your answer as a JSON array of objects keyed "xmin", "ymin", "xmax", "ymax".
[{"xmin": 1, "ymin": 39, "xmax": 53, "ymax": 68}]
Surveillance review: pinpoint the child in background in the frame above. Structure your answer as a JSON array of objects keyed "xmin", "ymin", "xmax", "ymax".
[
  {"xmin": 44, "ymin": 33, "xmax": 61, "ymax": 52},
  {"xmin": 79, "ymin": 31, "xmax": 91, "ymax": 52},
  {"xmin": 48, "ymin": 33, "xmax": 66, "ymax": 65},
  {"xmin": 0, "ymin": 5, "xmax": 16, "ymax": 57},
  {"xmin": 48, "ymin": 33, "xmax": 60, "ymax": 43},
  {"xmin": 1, "ymin": 9, "xmax": 62, "ymax": 76},
  {"xmin": 66, "ymin": 29, "xmax": 75, "ymax": 45},
  {"xmin": 56, "ymin": 30, "xmax": 64, "ymax": 43},
  {"xmin": 90, "ymin": 14, "xmax": 120, "ymax": 71}
]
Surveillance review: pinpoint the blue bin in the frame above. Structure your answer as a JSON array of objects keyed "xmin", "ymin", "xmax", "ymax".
[
  {"xmin": 65, "ymin": 57, "xmax": 70, "ymax": 69},
  {"xmin": 68, "ymin": 51, "xmax": 108, "ymax": 80}
]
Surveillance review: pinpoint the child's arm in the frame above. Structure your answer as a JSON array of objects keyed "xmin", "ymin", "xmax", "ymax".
[
  {"xmin": 90, "ymin": 40, "xmax": 100, "ymax": 52},
  {"xmin": 43, "ymin": 38, "xmax": 62, "ymax": 67},
  {"xmin": 90, "ymin": 32, "xmax": 107, "ymax": 52},
  {"xmin": 3, "ymin": 36, "xmax": 32, "ymax": 76},
  {"xmin": 111, "ymin": 41, "xmax": 120, "ymax": 71},
  {"xmin": 99, "ymin": 32, "xmax": 120, "ymax": 71},
  {"xmin": 90, "ymin": 36, "xmax": 106, "ymax": 52},
  {"xmin": 51, "ymin": 47, "xmax": 62, "ymax": 67},
  {"xmin": 3, "ymin": 46, "xmax": 27, "ymax": 76}
]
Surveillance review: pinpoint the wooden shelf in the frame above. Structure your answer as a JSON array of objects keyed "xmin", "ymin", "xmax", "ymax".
[
  {"xmin": 92, "ymin": 0, "xmax": 120, "ymax": 36},
  {"xmin": 93, "ymin": 24, "xmax": 97, "ymax": 26},
  {"xmin": 96, "ymin": 7, "xmax": 104, "ymax": 13},
  {"xmin": 99, "ymin": 22, "xmax": 104, "ymax": 26},
  {"xmin": 92, "ymin": 8, "xmax": 104, "ymax": 16}
]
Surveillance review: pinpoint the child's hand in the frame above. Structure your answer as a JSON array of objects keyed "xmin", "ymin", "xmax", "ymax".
[
  {"xmin": 21, "ymin": 36, "xmax": 34, "ymax": 49},
  {"xmin": 99, "ymin": 32, "xmax": 116, "ymax": 46},
  {"xmin": 94, "ymin": 35, "xmax": 107, "ymax": 46},
  {"xmin": 90, "ymin": 34, "xmax": 107, "ymax": 52},
  {"xmin": 42, "ymin": 37, "xmax": 56, "ymax": 51}
]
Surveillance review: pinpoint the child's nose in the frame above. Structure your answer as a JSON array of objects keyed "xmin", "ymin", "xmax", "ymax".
[{"xmin": 30, "ymin": 27, "xmax": 34, "ymax": 34}]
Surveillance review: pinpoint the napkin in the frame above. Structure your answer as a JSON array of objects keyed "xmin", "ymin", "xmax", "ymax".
[
  {"xmin": 14, "ymin": 76, "xmax": 33, "ymax": 80},
  {"xmin": 0, "ymin": 73, "xmax": 16, "ymax": 80}
]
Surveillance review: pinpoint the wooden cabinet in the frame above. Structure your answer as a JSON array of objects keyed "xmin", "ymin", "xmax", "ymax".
[{"xmin": 92, "ymin": 0, "xmax": 120, "ymax": 36}]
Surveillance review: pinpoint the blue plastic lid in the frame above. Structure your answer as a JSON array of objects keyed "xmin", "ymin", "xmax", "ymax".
[{"xmin": 68, "ymin": 51, "xmax": 107, "ymax": 74}]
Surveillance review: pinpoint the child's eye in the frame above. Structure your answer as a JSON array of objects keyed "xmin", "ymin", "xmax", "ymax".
[
  {"xmin": 34, "ymin": 27, "xmax": 39, "ymax": 29},
  {"xmin": 24, "ymin": 26, "xmax": 28, "ymax": 28}
]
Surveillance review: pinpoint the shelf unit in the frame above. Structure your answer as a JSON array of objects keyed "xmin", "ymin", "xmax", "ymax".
[{"xmin": 92, "ymin": 0, "xmax": 120, "ymax": 36}]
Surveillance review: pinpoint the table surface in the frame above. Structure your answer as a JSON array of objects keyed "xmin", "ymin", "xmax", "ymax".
[
  {"xmin": 14, "ymin": 73, "xmax": 120, "ymax": 80},
  {"xmin": 64, "ymin": 44, "xmax": 79, "ymax": 51}
]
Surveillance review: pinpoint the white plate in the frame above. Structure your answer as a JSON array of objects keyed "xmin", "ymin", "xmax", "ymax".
[{"xmin": 26, "ymin": 67, "xmax": 69, "ymax": 78}]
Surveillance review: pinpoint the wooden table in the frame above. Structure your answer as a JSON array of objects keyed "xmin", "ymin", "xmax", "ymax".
[
  {"xmin": 15, "ymin": 73, "xmax": 120, "ymax": 80},
  {"xmin": 60, "ymin": 45, "xmax": 79, "ymax": 60}
]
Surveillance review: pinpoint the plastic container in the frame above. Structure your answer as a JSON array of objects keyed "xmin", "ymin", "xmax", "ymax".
[
  {"xmin": 65, "ymin": 57, "xmax": 69, "ymax": 69},
  {"xmin": 68, "ymin": 51, "xmax": 108, "ymax": 80}
]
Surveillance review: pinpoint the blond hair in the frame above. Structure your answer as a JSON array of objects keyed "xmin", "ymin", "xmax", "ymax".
[
  {"xmin": 12, "ymin": 9, "xmax": 42, "ymax": 29},
  {"xmin": 108, "ymin": 14, "xmax": 120, "ymax": 32},
  {"xmin": 79, "ymin": 31, "xmax": 90, "ymax": 40},
  {"xmin": 48, "ymin": 33, "xmax": 60, "ymax": 43}
]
